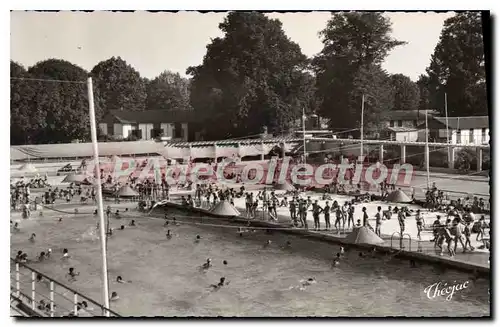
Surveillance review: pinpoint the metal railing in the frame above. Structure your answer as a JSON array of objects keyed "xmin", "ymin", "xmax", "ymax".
[
  {"xmin": 10, "ymin": 258, "xmax": 121, "ymax": 317},
  {"xmin": 390, "ymin": 232, "xmax": 412, "ymax": 251}
]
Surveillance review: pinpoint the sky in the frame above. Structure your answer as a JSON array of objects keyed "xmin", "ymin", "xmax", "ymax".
[{"xmin": 10, "ymin": 11, "xmax": 456, "ymax": 81}]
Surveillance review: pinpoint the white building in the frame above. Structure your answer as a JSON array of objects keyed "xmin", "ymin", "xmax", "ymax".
[
  {"xmin": 419, "ymin": 116, "xmax": 490, "ymax": 144},
  {"xmin": 99, "ymin": 109, "xmax": 195, "ymax": 142}
]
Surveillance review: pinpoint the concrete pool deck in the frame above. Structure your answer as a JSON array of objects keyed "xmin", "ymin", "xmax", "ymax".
[{"xmin": 161, "ymin": 200, "xmax": 490, "ymax": 277}]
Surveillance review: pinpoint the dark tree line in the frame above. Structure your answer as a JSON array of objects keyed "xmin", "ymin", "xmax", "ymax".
[
  {"xmin": 10, "ymin": 57, "xmax": 192, "ymax": 144},
  {"xmin": 11, "ymin": 12, "xmax": 487, "ymax": 144}
]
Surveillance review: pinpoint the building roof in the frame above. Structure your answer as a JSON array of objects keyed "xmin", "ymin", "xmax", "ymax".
[
  {"xmin": 385, "ymin": 127, "xmax": 418, "ymax": 133},
  {"xmin": 432, "ymin": 116, "xmax": 489, "ymax": 130},
  {"xmin": 104, "ymin": 109, "xmax": 197, "ymax": 124},
  {"xmin": 389, "ymin": 110, "xmax": 439, "ymax": 121}
]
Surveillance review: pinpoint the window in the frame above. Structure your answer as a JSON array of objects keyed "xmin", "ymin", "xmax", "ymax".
[
  {"xmin": 482, "ymin": 128, "xmax": 487, "ymax": 143},
  {"xmin": 389, "ymin": 120, "xmax": 394, "ymax": 127},
  {"xmin": 469, "ymin": 128, "xmax": 474, "ymax": 143},
  {"xmin": 174, "ymin": 122, "xmax": 183, "ymax": 138},
  {"xmin": 398, "ymin": 120, "xmax": 403, "ymax": 127},
  {"xmin": 456, "ymin": 130, "xmax": 461, "ymax": 144}
]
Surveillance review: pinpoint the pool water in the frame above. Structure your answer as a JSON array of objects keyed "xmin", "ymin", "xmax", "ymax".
[{"xmin": 11, "ymin": 202, "xmax": 490, "ymax": 317}]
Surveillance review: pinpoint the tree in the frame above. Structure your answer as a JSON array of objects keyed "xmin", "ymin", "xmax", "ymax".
[
  {"xmin": 26, "ymin": 59, "xmax": 91, "ymax": 143},
  {"xmin": 425, "ymin": 12, "xmax": 487, "ymax": 116},
  {"xmin": 91, "ymin": 57, "xmax": 147, "ymax": 114},
  {"xmin": 313, "ymin": 12, "xmax": 406, "ymax": 131},
  {"xmin": 416, "ymin": 74, "xmax": 432, "ymax": 109},
  {"xmin": 349, "ymin": 65, "xmax": 395, "ymax": 131},
  {"xmin": 10, "ymin": 61, "xmax": 39, "ymax": 144},
  {"xmin": 390, "ymin": 74, "xmax": 420, "ymax": 111},
  {"xmin": 187, "ymin": 12, "xmax": 315, "ymax": 139},
  {"xmin": 146, "ymin": 71, "xmax": 192, "ymax": 110}
]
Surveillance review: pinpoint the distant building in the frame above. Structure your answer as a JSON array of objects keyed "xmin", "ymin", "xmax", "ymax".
[
  {"xmin": 382, "ymin": 110, "xmax": 439, "ymax": 142},
  {"xmin": 99, "ymin": 109, "xmax": 197, "ymax": 142},
  {"xmin": 418, "ymin": 116, "xmax": 490, "ymax": 145}
]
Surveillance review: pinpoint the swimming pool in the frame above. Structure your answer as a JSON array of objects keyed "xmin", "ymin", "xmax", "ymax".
[{"xmin": 11, "ymin": 202, "xmax": 490, "ymax": 317}]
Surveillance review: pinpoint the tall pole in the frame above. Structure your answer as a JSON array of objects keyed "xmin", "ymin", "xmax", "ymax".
[
  {"xmin": 360, "ymin": 94, "xmax": 365, "ymax": 158},
  {"xmin": 425, "ymin": 110, "xmax": 430, "ymax": 190},
  {"xmin": 445, "ymin": 93, "xmax": 451, "ymax": 167},
  {"xmin": 302, "ymin": 107, "xmax": 307, "ymax": 163},
  {"xmin": 87, "ymin": 77, "xmax": 111, "ymax": 316}
]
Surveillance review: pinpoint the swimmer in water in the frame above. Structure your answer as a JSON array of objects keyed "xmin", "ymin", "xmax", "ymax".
[
  {"xmin": 210, "ymin": 277, "xmax": 228, "ymax": 290},
  {"xmin": 264, "ymin": 240, "xmax": 272, "ymax": 248},
  {"xmin": 301, "ymin": 278, "xmax": 316, "ymax": 286},
  {"xmin": 15, "ymin": 250, "xmax": 23, "ymax": 262},
  {"xmin": 409, "ymin": 260, "xmax": 416, "ymax": 268},
  {"xmin": 195, "ymin": 235, "xmax": 201, "ymax": 243},
  {"xmin": 38, "ymin": 252, "xmax": 46, "ymax": 262},
  {"xmin": 340, "ymin": 246, "xmax": 345, "ymax": 255},
  {"xmin": 166, "ymin": 230, "xmax": 172, "ymax": 239},
  {"xmin": 46, "ymin": 248, "xmax": 52, "ymax": 259},
  {"xmin": 120, "ymin": 225, "xmax": 125, "ymax": 230},
  {"xmin": 201, "ymin": 258, "xmax": 212, "ymax": 270},
  {"xmin": 115, "ymin": 210, "xmax": 120, "ymax": 218},
  {"xmin": 13, "ymin": 222, "xmax": 20, "ymax": 231},
  {"xmin": 116, "ymin": 276, "xmax": 131, "ymax": 284},
  {"xmin": 223, "ymin": 260, "xmax": 228, "ymax": 265},
  {"xmin": 173, "ymin": 217, "xmax": 180, "ymax": 226},
  {"xmin": 284, "ymin": 241, "xmax": 292, "ymax": 249},
  {"xmin": 359, "ymin": 252, "xmax": 364, "ymax": 258},
  {"xmin": 58, "ymin": 218, "xmax": 63, "ymax": 222},
  {"xmin": 332, "ymin": 253, "xmax": 341, "ymax": 267},
  {"xmin": 62, "ymin": 248, "xmax": 70, "ymax": 259},
  {"xmin": 129, "ymin": 220, "xmax": 136, "ymax": 227},
  {"xmin": 29, "ymin": 233, "xmax": 36, "ymax": 242},
  {"xmin": 67, "ymin": 267, "xmax": 79, "ymax": 281},
  {"xmin": 110, "ymin": 291, "xmax": 119, "ymax": 301},
  {"xmin": 93, "ymin": 209, "xmax": 98, "ymax": 216},
  {"xmin": 36, "ymin": 273, "xmax": 43, "ymax": 282}
]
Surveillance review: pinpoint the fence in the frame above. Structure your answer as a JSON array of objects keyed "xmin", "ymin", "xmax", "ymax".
[{"xmin": 10, "ymin": 258, "xmax": 121, "ymax": 317}]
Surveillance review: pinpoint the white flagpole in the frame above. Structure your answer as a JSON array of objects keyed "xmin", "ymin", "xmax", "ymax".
[
  {"xmin": 425, "ymin": 110, "xmax": 430, "ymax": 189},
  {"xmin": 302, "ymin": 107, "xmax": 307, "ymax": 163},
  {"xmin": 445, "ymin": 93, "xmax": 451, "ymax": 165},
  {"xmin": 361, "ymin": 94, "xmax": 365, "ymax": 158},
  {"xmin": 87, "ymin": 77, "xmax": 111, "ymax": 316}
]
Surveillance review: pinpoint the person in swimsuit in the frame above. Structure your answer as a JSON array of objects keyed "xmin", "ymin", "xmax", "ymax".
[
  {"xmin": 67, "ymin": 267, "xmax": 79, "ymax": 281},
  {"xmin": 375, "ymin": 207, "xmax": 382, "ymax": 237},
  {"xmin": 332, "ymin": 253, "xmax": 341, "ymax": 267},
  {"xmin": 38, "ymin": 252, "xmax": 46, "ymax": 262},
  {"xmin": 210, "ymin": 277, "xmax": 228, "ymax": 290},
  {"xmin": 116, "ymin": 276, "xmax": 131, "ymax": 284},
  {"xmin": 415, "ymin": 209, "xmax": 425, "ymax": 239},
  {"xmin": 62, "ymin": 248, "xmax": 70, "ymax": 260},
  {"xmin": 110, "ymin": 292, "xmax": 119, "ymax": 301},
  {"xmin": 195, "ymin": 235, "xmax": 201, "ymax": 243},
  {"xmin": 201, "ymin": 258, "xmax": 212, "ymax": 270},
  {"xmin": 323, "ymin": 201, "xmax": 331, "ymax": 231},
  {"xmin": 347, "ymin": 203, "xmax": 355, "ymax": 228},
  {"xmin": 312, "ymin": 200, "xmax": 323, "ymax": 231}
]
